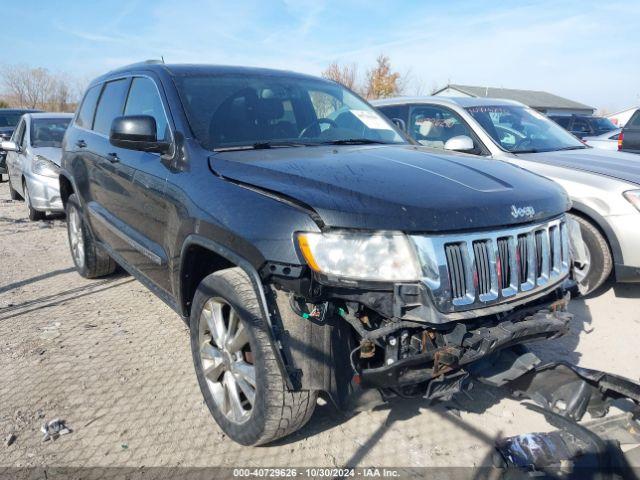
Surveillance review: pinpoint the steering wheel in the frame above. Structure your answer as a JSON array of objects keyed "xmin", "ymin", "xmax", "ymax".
[{"xmin": 298, "ymin": 118, "xmax": 338, "ymax": 138}]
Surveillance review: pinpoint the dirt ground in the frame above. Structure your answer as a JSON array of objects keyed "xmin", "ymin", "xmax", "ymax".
[{"xmin": 1, "ymin": 179, "xmax": 639, "ymax": 471}]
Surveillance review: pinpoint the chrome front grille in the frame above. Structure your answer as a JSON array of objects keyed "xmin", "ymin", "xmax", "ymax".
[{"xmin": 411, "ymin": 217, "xmax": 570, "ymax": 313}]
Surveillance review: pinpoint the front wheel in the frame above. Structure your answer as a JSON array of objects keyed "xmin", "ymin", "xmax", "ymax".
[
  {"xmin": 23, "ymin": 181, "xmax": 45, "ymax": 221},
  {"xmin": 190, "ymin": 268, "xmax": 317, "ymax": 446},
  {"xmin": 66, "ymin": 193, "xmax": 116, "ymax": 278},
  {"xmin": 568, "ymin": 213, "xmax": 612, "ymax": 295}
]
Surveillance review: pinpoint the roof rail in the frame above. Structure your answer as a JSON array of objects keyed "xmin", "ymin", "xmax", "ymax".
[{"xmin": 106, "ymin": 59, "xmax": 165, "ymax": 73}]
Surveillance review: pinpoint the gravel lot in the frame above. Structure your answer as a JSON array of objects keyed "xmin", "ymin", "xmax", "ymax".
[{"xmin": 1, "ymin": 180, "xmax": 639, "ymax": 472}]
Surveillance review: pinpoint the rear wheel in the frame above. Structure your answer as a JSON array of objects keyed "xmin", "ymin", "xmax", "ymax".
[
  {"xmin": 190, "ymin": 267, "xmax": 317, "ymax": 446},
  {"xmin": 569, "ymin": 213, "xmax": 612, "ymax": 295},
  {"xmin": 66, "ymin": 193, "xmax": 116, "ymax": 278},
  {"xmin": 23, "ymin": 180, "xmax": 45, "ymax": 221}
]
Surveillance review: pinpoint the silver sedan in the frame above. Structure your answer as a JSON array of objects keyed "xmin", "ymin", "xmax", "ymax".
[
  {"xmin": 1, "ymin": 112, "xmax": 72, "ymax": 220},
  {"xmin": 373, "ymin": 97, "xmax": 640, "ymax": 294}
]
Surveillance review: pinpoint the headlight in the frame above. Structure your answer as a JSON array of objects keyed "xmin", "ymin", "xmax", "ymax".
[
  {"xmin": 32, "ymin": 155, "xmax": 61, "ymax": 178},
  {"xmin": 297, "ymin": 231, "xmax": 421, "ymax": 282},
  {"xmin": 624, "ymin": 190, "xmax": 640, "ymax": 212}
]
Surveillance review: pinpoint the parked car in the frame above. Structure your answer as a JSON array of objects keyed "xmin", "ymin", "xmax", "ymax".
[
  {"xmin": 374, "ymin": 97, "xmax": 640, "ymax": 294},
  {"xmin": 0, "ymin": 108, "xmax": 42, "ymax": 181},
  {"xmin": 59, "ymin": 63, "xmax": 611, "ymax": 447},
  {"xmin": 1, "ymin": 113, "xmax": 73, "ymax": 220},
  {"xmin": 548, "ymin": 114, "xmax": 618, "ymax": 139},
  {"xmin": 582, "ymin": 128, "xmax": 622, "ymax": 151},
  {"xmin": 620, "ymin": 109, "xmax": 640, "ymax": 154}
]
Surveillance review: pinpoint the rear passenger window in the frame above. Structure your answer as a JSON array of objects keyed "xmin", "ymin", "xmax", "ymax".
[
  {"xmin": 93, "ymin": 79, "xmax": 130, "ymax": 136},
  {"xmin": 630, "ymin": 112, "xmax": 640, "ymax": 128},
  {"xmin": 76, "ymin": 85, "xmax": 102, "ymax": 129},
  {"xmin": 124, "ymin": 77, "xmax": 169, "ymax": 141}
]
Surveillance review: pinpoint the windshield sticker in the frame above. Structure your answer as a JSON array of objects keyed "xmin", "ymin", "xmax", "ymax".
[
  {"xmin": 351, "ymin": 110, "xmax": 393, "ymax": 130},
  {"xmin": 467, "ymin": 106, "xmax": 510, "ymax": 114}
]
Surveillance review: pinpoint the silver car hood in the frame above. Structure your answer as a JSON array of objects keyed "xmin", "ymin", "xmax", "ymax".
[
  {"xmin": 516, "ymin": 148, "xmax": 640, "ymax": 186},
  {"xmin": 32, "ymin": 147, "xmax": 63, "ymax": 166}
]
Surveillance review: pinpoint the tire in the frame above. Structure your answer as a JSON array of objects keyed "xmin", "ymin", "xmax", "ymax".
[
  {"xmin": 568, "ymin": 213, "xmax": 612, "ymax": 295},
  {"xmin": 23, "ymin": 180, "xmax": 46, "ymax": 221},
  {"xmin": 190, "ymin": 267, "xmax": 317, "ymax": 446},
  {"xmin": 66, "ymin": 193, "xmax": 116, "ymax": 278},
  {"xmin": 8, "ymin": 175, "xmax": 21, "ymax": 200}
]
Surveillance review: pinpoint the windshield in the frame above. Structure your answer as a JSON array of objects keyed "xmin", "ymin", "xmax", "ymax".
[
  {"xmin": 465, "ymin": 105, "xmax": 586, "ymax": 153},
  {"xmin": 173, "ymin": 73, "xmax": 406, "ymax": 150},
  {"xmin": 0, "ymin": 113, "xmax": 24, "ymax": 129},
  {"xmin": 30, "ymin": 118, "xmax": 71, "ymax": 148},
  {"xmin": 591, "ymin": 117, "xmax": 616, "ymax": 132}
]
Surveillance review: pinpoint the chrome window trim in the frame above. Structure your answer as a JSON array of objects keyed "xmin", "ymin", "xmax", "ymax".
[{"xmin": 410, "ymin": 216, "xmax": 570, "ymax": 313}]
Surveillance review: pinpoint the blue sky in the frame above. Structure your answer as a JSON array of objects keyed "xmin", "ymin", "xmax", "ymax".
[{"xmin": 2, "ymin": 0, "xmax": 639, "ymax": 112}]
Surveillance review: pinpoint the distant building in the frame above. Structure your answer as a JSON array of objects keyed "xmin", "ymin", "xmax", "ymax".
[
  {"xmin": 432, "ymin": 84, "xmax": 595, "ymax": 116},
  {"xmin": 607, "ymin": 106, "xmax": 639, "ymax": 127}
]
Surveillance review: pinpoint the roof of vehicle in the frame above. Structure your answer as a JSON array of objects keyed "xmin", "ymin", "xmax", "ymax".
[
  {"xmin": 0, "ymin": 108, "xmax": 42, "ymax": 113},
  {"xmin": 371, "ymin": 96, "xmax": 526, "ymax": 108},
  {"xmin": 26, "ymin": 112, "xmax": 74, "ymax": 119},
  {"xmin": 97, "ymin": 61, "xmax": 325, "ymax": 83}
]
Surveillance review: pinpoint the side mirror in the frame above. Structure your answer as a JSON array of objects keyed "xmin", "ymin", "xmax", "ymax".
[
  {"xmin": 1, "ymin": 140, "xmax": 19, "ymax": 152},
  {"xmin": 391, "ymin": 118, "xmax": 406, "ymax": 131},
  {"xmin": 444, "ymin": 135, "xmax": 475, "ymax": 152},
  {"xmin": 109, "ymin": 115, "xmax": 170, "ymax": 154}
]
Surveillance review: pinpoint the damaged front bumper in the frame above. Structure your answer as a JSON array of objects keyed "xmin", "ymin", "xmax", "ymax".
[{"xmin": 358, "ymin": 308, "xmax": 571, "ymax": 391}]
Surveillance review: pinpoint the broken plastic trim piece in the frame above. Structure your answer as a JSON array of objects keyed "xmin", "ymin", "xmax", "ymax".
[{"xmin": 505, "ymin": 362, "xmax": 640, "ymax": 422}]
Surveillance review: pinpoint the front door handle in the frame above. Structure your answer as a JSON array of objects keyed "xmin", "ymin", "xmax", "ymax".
[
  {"xmin": 107, "ymin": 152, "xmax": 119, "ymax": 163},
  {"xmin": 76, "ymin": 139, "xmax": 87, "ymax": 148}
]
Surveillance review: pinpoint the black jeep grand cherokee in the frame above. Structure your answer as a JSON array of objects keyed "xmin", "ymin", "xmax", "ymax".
[{"xmin": 60, "ymin": 62, "xmax": 576, "ymax": 446}]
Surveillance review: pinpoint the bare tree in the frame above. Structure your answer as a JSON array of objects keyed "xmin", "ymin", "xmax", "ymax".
[
  {"xmin": 363, "ymin": 55, "xmax": 404, "ymax": 100},
  {"xmin": 321, "ymin": 62, "xmax": 358, "ymax": 91},
  {"xmin": 1, "ymin": 65, "xmax": 81, "ymax": 112}
]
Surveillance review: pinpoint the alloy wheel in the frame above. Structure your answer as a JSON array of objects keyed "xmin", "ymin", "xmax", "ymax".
[
  {"xmin": 68, "ymin": 206, "xmax": 85, "ymax": 269},
  {"xmin": 198, "ymin": 298, "xmax": 256, "ymax": 424}
]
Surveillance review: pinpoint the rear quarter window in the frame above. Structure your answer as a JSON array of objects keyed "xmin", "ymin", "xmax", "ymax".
[
  {"xmin": 76, "ymin": 85, "xmax": 102, "ymax": 129},
  {"xmin": 629, "ymin": 112, "xmax": 640, "ymax": 128}
]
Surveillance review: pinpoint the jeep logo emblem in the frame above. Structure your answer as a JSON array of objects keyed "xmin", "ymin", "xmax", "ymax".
[{"xmin": 511, "ymin": 205, "xmax": 536, "ymax": 219}]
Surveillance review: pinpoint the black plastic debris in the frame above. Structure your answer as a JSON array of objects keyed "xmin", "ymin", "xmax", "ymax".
[
  {"xmin": 4, "ymin": 433, "xmax": 16, "ymax": 447},
  {"xmin": 41, "ymin": 419, "xmax": 72, "ymax": 442}
]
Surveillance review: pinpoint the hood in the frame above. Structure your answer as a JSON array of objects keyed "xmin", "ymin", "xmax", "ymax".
[
  {"xmin": 209, "ymin": 145, "xmax": 570, "ymax": 232},
  {"xmin": 516, "ymin": 148, "xmax": 640, "ymax": 186},
  {"xmin": 32, "ymin": 147, "xmax": 63, "ymax": 166}
]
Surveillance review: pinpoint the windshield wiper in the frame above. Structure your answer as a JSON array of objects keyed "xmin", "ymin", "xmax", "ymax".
[
  {"xmin": 214, "ymin": 141, "xmax": 311, "ymax": 152},
  {"xmin": 512, "ymin": 148, "xmax": 540, "ymax": 154},
  {"xmin": 321, "ymin": 139, "xmax": 390, "ymax": 145},
  {"xmin": 554, "ymin": 145, "xmax": 589, "ymax": 151}
]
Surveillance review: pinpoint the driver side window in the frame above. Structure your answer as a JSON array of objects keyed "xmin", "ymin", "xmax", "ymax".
[
  {"xmin": 409, "ymin": 105, "xmax": 478, "ymax": 152},
  {"xmin": 309, "ymin": 90, "xmax": 343, "ymax": 120}
]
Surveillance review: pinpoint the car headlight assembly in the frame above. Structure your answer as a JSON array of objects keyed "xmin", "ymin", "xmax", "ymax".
[
  {"xmin": 32, "ymin": 155, "xmax": 61, "ymax": 178},
  {"xmin": 297, "ymin": 231, "xmax": 422, "ymax": 282},
  {"xmin": 624, "ymin": 190, "xmax": 640, "ymax": 212}
]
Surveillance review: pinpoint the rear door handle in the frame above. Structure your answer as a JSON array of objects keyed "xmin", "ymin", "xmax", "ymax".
[
  {"xmin": 76, "ymin": 139, "xmax": 87, "ymax": 148},
  {"xmin": 107, "ymin": 152, "xmax": 119, "ymax": 163}
]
